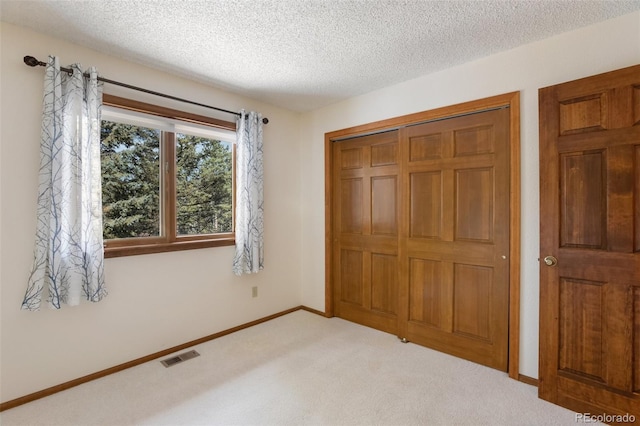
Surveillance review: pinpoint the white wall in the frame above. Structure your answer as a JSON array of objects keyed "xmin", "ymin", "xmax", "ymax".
[
  {"xmin": 0, "ymin": 23, "xmax": 303, "ymax": 403},
  {"xmin": 299, "ymin": 11, "xmax": 640, "ymax": 378}
]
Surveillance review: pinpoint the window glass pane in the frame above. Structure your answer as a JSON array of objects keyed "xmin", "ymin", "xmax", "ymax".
[
  {"xmin": 176, "ymin": 133, "xmax": 232, "ymax": 235},
  {"xmin": 101, "ymin": 120, "xmax": 161, "ymax": 239}
]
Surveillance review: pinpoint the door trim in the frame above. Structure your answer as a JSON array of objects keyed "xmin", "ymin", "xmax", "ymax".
[{"xmin": 324, "ymin": 92, "xmax": 521, "ymax": 379}]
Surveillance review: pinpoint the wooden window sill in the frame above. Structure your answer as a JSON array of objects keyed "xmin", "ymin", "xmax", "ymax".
[{"xmin": 104, "ymin": 238, "xmax": 235, "ymax": 258}]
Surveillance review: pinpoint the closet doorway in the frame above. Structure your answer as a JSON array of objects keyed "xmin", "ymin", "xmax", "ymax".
[{"xmin": 325, "ymin": 93, "xmax": 521, "ymax": 376}]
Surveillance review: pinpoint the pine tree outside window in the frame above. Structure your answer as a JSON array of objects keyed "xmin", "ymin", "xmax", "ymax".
[{"xmin": 100, "ymin": 95, "xmax": 235, "ymax": 257}]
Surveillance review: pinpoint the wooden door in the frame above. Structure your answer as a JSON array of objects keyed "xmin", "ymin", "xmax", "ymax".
[
  {"xmin": 332, "ymin": 130, "xmax": 400, "ymax": 334},
  {"xmin": 539, "ymin": 64, "xmax": 640, "ymax": 417},
  {"xmin": 331, "ymin": 106, "xmax": 511, "ymax": 371},
  {"xmin": 399, "ymin": 108, "xmax": 511, "ymax": 371}
]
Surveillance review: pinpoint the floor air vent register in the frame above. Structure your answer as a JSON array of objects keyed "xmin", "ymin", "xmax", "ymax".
[{"xmin": 160, "ymin": 350, "xmax": 200, "ymax": 367}]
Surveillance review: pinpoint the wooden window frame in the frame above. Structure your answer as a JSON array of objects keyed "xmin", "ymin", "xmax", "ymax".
[{"xmin": 102, "ymin": 94, "xmax": 236, "ymax": 258}]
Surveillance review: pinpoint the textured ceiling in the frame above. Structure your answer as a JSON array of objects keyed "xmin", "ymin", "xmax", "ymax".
[{"xmin": 2, "ymin": 0, "xmax": 639, "ymax": 112}]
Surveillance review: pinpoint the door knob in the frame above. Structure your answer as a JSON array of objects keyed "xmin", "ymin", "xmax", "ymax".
[{"xmin": 543, "ymin": 255, "xmax": 558, "ymax": 266}]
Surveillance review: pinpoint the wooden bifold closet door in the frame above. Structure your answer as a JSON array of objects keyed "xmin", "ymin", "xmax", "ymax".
[
  {"xmin": 332, "ymin": 130, "xmax": 401, "ymax": 335},
  {"xmin": 331, "ymin": 106, "xmax": 511, "ymax": 371}
]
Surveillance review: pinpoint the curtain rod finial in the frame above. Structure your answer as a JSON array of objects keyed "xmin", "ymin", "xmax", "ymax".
[{"xmin": 24, "ymin": 56, "xmax": 46, "ymax": 67}]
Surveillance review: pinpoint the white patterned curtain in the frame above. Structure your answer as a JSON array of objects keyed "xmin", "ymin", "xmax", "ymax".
[
  {"xmin": 22, "ymin": 56, "xmax": 107, "ymax": 310},
  {"xmin": 233, "ymin": 110, "xmax": 264, "ymax": 275}
]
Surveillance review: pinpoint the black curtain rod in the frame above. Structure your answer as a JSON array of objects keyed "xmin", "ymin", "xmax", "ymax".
[{"xmin": 23, "ymin": 55, "xmax": 269, "ymax": 124}]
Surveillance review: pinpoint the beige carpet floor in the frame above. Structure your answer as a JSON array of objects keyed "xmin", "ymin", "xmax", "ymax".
[{"xmin": 1, "ymin": 310, "xmax": 590, "ymax": 425}]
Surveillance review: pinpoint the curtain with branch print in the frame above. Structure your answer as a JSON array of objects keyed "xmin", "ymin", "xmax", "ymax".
[
  {"xmin": 233, "ymin": 110, "xmax": 264, "ymax": 275},
  {"xmin": 22, "ymin": 56, "xmax": 107, "ymax": 310}
]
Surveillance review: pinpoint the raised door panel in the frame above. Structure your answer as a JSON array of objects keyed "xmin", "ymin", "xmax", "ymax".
[
  {"xmin": 559, "ymin": 93, "xmax": 609, "ymax": 135},
  {"xmin": 340, "ymin": 178, "xmax": 364, "ymax": 234},
  {"xmin": 371, "ymin": 142, "xmax": 398, "ymax": 167},
  {"xmin": 409, "ymin": 133, "xmax": 443, "ymax": 162},
  {"xmin": 340, "ymin": 249, "xmax": 363, "ymax": 306},
  {"xmin": 558, "ymin": 278, "xmax": 636, "ymax": 394},
  {"xmin": 371, "ymin": 176, "xmax": 397, "ymax": 236},
  {"xmin": 558, "ymin": 278, "xmax": 605, "ymax": 382},
  {"xmin": 341, "ymin": 147, "xmax": 364, "ymax": 169},
  {"xmin": 607, "ymin": 146, "xmax": 634, "ymax": 253},
  {"xmin": 559, "ymin": 151, "xmax": 606, "ymax": 249},
  {"xmin": 410, "ymin": 172, "xmax": 442, "ymax": 239},
  {"xmin": 455, "ymin": 168, "xmax": 494, "ymax": 242},
  {"xmin": 604, "ymin": 284, "xmax": 634, "ymax": 392},
  {"xmin": 371, "ymin": 253, "xmax": 398, "ymax": 315},
  {"xmin": 454, "ymin": 125, "xmax": 495, "ymax": 156},
  {"xmin": 453, "ymin": 263, "xmax": 492, "ymax": 341},
  {"xmin": 408, "ymin": 257, "xmax": 450, "ymax": 330}
]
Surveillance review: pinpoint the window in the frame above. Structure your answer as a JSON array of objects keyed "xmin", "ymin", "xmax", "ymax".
[{"xmin": 100, "ymin": 95, "xmax": 236, "ymax": 257}]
